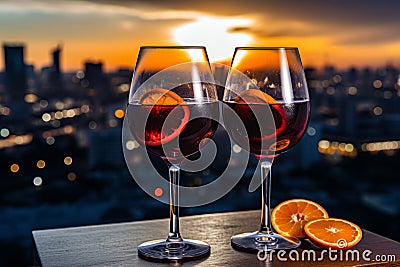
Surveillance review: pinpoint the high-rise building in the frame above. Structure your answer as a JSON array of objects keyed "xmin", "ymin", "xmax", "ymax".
[
  {"xmin": 84, "ymin": 61, "xmax": 111, "ymax": 102},
  {"xmin": 85, "ymin": 61, "xmax": 103, "ymax": 89},
  {"xmin": 84, "ymin": 61, "xmax": 110, "ymax": 124},
  {"xmin": 52, "ymin": 45, "xmax": 61, "ymax": 74},
  {"xmin": 3, "ymin": 44, "xmax": 27, "ymax": 102},
  {"xmin": 45, "ymin": 44, "xmax": 63, "ymax": 97},
  {"xmin": 50, "ymin": 45, "xmax": 62, "ymax": 86}
]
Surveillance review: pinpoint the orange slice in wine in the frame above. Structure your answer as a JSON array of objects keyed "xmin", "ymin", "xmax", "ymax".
[
  {"xmin": 304, "ymin": 218, "xmax": 363, "ymax": 249},
  {"xmin": 271, "ymin": 199, "xmax": 329, "ymax": 238},
  {"xmin": 234, "ymin": 89, "xmax": 287, "ymax": 138},
  {"xmin": 139, "ymin": 88, "xmax": 189, "ymax": 146},
  {"xmin": 140, "ymin": 88, "xmax": 185, "ymax": 105},
  {"xmin": 235, "ymin": 89, "xmax": 279, "ymax": 104}
]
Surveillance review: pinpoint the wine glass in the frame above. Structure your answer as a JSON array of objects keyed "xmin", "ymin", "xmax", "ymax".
[
  {"xmin": 223, "ymin": 47, "xmax": 310, "ymax": 251},
  {"xmin": 126, "ymin": 46, "xmax": 218, "ymax": 261}
]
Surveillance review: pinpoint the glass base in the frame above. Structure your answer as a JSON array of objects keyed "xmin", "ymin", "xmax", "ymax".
[
  {"xmin": 231, "ymin": 231, "xmax": 300, "ymax": 252},
  {"xmin": 138, "ymin": 239, "xmax": 210, "ymax": 262}
]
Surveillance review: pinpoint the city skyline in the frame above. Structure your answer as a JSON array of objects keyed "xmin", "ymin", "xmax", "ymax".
[
  {"xmin": 1, "ymin": 41, "xmax": 399, "ymax": 75},
  {"xmin": 1, "ymin": 0, "xmax": 400, "ymax": 71}
]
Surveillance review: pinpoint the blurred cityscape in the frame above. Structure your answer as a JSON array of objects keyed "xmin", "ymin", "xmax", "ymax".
[{"xmin": 1, "ymin": 43, "xmax": 400, "ymax": 266}]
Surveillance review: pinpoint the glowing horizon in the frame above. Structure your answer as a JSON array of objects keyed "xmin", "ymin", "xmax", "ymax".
[{"xmin": 1, "ymin": 0, "xmax": 399, "ymax": 72}]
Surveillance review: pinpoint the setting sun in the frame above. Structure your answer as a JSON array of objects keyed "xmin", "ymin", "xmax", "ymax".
[{"xmin": 173, "ymin": 17, "xmax": 252, "ymax": 62}]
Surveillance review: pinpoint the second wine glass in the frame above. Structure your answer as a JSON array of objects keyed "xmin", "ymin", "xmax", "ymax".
[{"xmin": 223, "ymin": 47, "xmax": 310, "ymax": 251}]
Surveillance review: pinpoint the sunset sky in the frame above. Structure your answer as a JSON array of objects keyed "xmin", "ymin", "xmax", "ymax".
[{"xmin": 1, "ymin": 0, "xmax": 399, "ymax": 72}]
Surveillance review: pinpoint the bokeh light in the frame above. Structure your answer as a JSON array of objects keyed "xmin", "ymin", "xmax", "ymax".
[
  {"xmin": 67, "ymin": 172, "xmax": 77, "ymax": 182},
  {"xmin": 154, "ymin": 188, "xmax": 163, "ymax": 197},
  {"xmin": 33, "ymin": 177, "xmax": 43, "ymax": 187},
  {"xmin": 37, "ymin": 160, "xmax": 46, "ymax": 169},
  {"xmin": 125, "ymin": 140, "xmax": 140, "ymax": 150},
  {"xmin": 114, "ymin": 109, "xmax": 125, "ymax": 119},
  {"xmin": 10, "ymin": 164, "xmax": 19, "ymax": 173},
  {"xmin": 64, "ymin": 156, "xmax": 73, "ymax": 165},
  {"xmin": 0, "ymin": 128, "xmax": 10, "ymax": 138}
]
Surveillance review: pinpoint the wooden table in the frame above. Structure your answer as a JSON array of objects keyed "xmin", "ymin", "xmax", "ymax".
[{"xmin": 32, "ymin": 210, "xmax": 400, "ymax": 266}]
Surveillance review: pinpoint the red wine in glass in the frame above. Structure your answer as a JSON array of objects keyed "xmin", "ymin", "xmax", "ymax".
[
  {"xmin": 127, "ymin": 46, "xmax": 218, "ymax": 261},
  {"xmin": 226, "ymin": 100, "xmax": 310, "ymax": 157},
  {"xmin": 127, "ymin": 101, "xmax": 219, "ymax": 160},
  {"xmin": 223, "ymin": 47, "xmax": 310, "ymax": 252}
]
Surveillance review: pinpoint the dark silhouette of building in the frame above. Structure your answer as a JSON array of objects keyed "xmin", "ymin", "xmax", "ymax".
[
  {"xmin": 84, "ymin": 61, "xmax": 110, "ymax": 124},
  {"xmin": 3, "ymin": 44, "xmax": 27, "ymax": 102},
  {"xmin": 52, "ymin": 45, "xmax": 61, "ymax": 74},
  {"xmin": 84, "ymin": 62, "xmax": 105, "ymax": 92},
  {"xmin": 49, "ymin": 44, "xmax": 63, "ymax": 96},
  {"xmin": 38, "ymin": 44, "xmax": 63, "ymax": 98}
]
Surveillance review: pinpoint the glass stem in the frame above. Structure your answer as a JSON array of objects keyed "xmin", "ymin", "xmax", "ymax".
[
  {"xmin": 259, "ymin": 160, "xmax": 273, "ymax": 234},
  {"xmin": 167, "ymin": 164, "xmax": 183, "ymax": 242}
]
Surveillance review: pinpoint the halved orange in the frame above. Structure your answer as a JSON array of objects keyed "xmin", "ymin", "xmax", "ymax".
[
  {"xmin": 271, "ymin": 199, "xmax": 329, "ymax": 238},
  {"xmin": 234, "ymin": 89, "xmax": 287, "ymax": 139},
  {"xmin": 304, "ymin": 218, "xmax": 363, "ymax": 250},
  {"xmin": 139, "ymin": 88, "xmax": 189, "ymax": 146}
]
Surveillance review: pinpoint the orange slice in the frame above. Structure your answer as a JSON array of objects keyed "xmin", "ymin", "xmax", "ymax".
[
  {"xmin": 139, "ymin": 88, "xmax": 189, "ymax": 146},
  {"xmin": 234, "ymin": 89, "xmax": 287, "ymax": 138},
  {"xmin": 235, "ymin": 89, "xmax": 279, "ymax": 104},
  {"xmin": 304, "ymin": 218, "xmax": 363, "ymax": 249},
  {"xmin": 271, "ymin": 199, "xmax": 329, "ymax": 238},
  {"xmin": 139, "ymin": 88, "xmax": 185, "ymax": 105}
]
